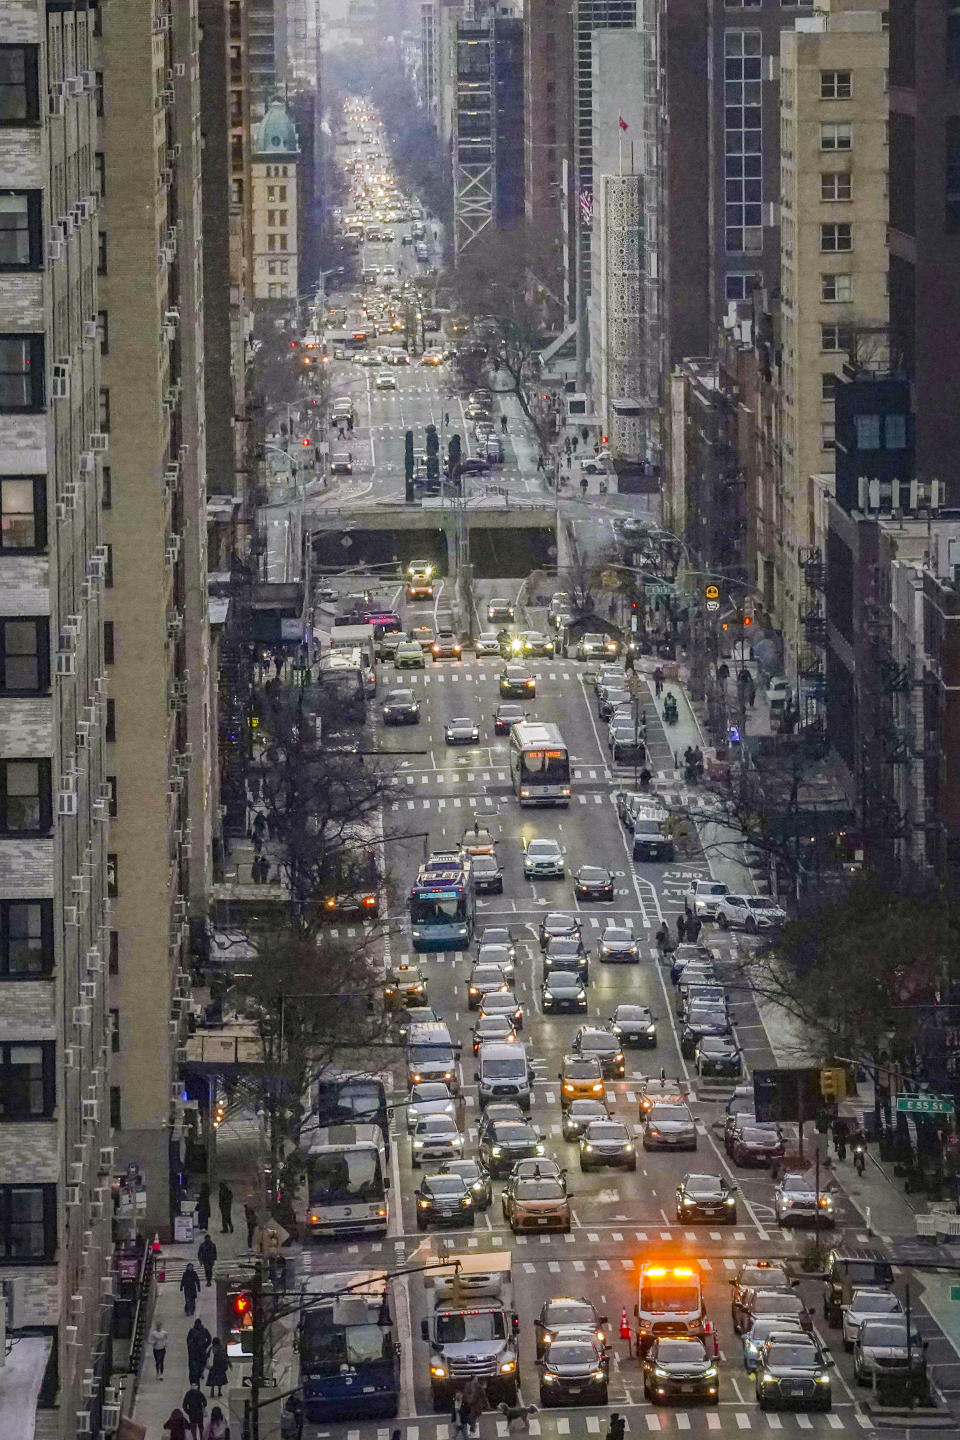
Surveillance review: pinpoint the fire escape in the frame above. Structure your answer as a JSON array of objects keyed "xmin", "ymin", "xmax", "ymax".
[
  {"xmin": 859, "ymin": 579, "xmax": 908, "ymax": 858},
  {"xmin": 797, "ymin": 547, "xmax": 827, "ymax": 728}
]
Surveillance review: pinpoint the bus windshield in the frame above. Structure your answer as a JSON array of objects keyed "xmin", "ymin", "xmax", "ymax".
[
  {"xmin": 309, "ymin": 1147, "xmax": 384, "ymax": 1205},
  {"xmin": 520, "ymin": 748, "xmax": 570, "ymax": 783},
  {"xmin": 316, "ymin": 1081, "xmax": 386, "ymax": 1129},
  {"xmin": 301, "ymin": 1317, "xmax": 394, "ymax": 1372},
  {"xmin": 410, "ymin": 890, "xmax": 467, "ymax": 923}
]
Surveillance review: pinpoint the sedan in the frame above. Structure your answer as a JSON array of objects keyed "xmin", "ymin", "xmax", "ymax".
[
  {"xmin": 730, "ymin": 1261, "xmax": 793, "ymax": 1331},
  {"xmin": 631, "ymin": 815, "xmax": 674, "ymax": 861},
  {"xmin": 476, "ymin": 941, "xmax": 515, "ymax": 982},
  {"xmin": 598, "ymin": 688, "xmax": 632, "ymax": 722},
  {"xmin": 500, "ymin": 665, "xmax": 536, "ymax": 698},
  {"xmin": 394, "ymin": 640, "xmax": 426, "ymax": 669},
  {"xmin": 538, "ymin": 1334, "xmax": 609, "ymax": 1407},
  {"xmin": 559, "ymin": 1055, "xmax": 605, "ymax": 1109},
  {"xmin": 478, "ymin": 927, "xmax": 517, "ymax": 961},
  {"xmin": 478, "ymin": 1119, "xmax": 544, "ymax": 1177},
  {"xmin": 466, "ymin": 964, "xmax": 508, "ymax": 1010},
  {"xmin": 579, "ymin": 1119, "xmax": 636, "ymax": 1171},
  {"xmin": 574, "ymin": 1027, "xmax": 624, "ymax": 1079},
  {"xmin": 471, "ymin": 853, "xmax": 503, "ymax": 893},
  {"xmin": 406, "ymin": 1081, "xmax": 458, "ymax": 1132},
  {"xmin": 478, "ymin": 989, "xmax": 524, "ymax": 1030},
  {"xmin": 576, "ymin": 633, "xmax": 619, "ymax": 662},
  {"xmin": 695, "ymin": 1036, "xmax": 743, "ymax": 1078},
  {"xmin": 610, "ymin": 1004, "xmax": 657, "ymax": 1047},
  {"xmin": 493, "ymin": 702, "xmax": 526, "ymax": 734},
  {"xmin": 841, "ymin": 1289, "xmax": 904, "ymax": 1352},
  {"xmin": 520, "ymin": 630, "xmax": 554, "ymax": 656},
  {"xmin": 414, "ymin": 1172, "xmax": 474, "ymax": 1229},
  {"xmin": 670, "ymin": 943, "xmax": 715, "ymax": 985},
  {"xmin": 445, "ymin": 716, "xmax": 480, "ymax": 744},
  {"xmin": 680, "ymin": 1008, "xmax": 732, "ymax": 1058},
  {"xmin": 478, "ymin": 1101, "xmax": 525, "ymax": 1138},
  {"xmin": 598, "ymin": 921, "xmax": 638, "ymax": 963},
  {"xmin": 411, "ymin": 1114, "xmax": 464, "ymax": 1166},
  {"xmin": 642, "ymin": 1337, "xmax": 719, "ymax": 1404},
  {"xmin": 542, "ymin": 971, "xmax": 587, "ymax": 1013},
  {"xmin": 755, "ymin": 1335, "xmax": 833, "ymax": 1412},
  {"xmin": 471, "ymin": 1013, "xmax": 517, "ymax": 1053},
  {"xmin": 610, "ymin": 727, "xmax": 647, "ymax": 767},
  {"xmin": 539, "ymin": 912, "xmax": 581, "ymax": 950},
  {"xmin": 438, "ymin": 1157, "xmax": 492, "ymax": 1210},
  {"xmin": 476, "ymin": 630, "xmax": 502, "ymax": 656},
  {"xmin": 574, "ymin": 865, "xmax": 615, "ymax": 902},
  {"xmin": 642, "ymin": 1102, "xmax": 697, "ymax": 1151},
  {"xmin": 536, "ymin": 1298, "xmax": 607, "ymax": 1359},
  {"xmin": 853, "ymin": 1318, "xmax": 925, "ymax": 1386},
  {"xmin": 381, "ymin": 687, "xmax": 420, "ymax": 725},
  {"xmin": 487, "ymin": 597, "xmax": 515, "ymax": 622},
  {"xmin": 561, "ymin": 1098, "xmax": 609, "ymax": 1141},
  {"xmin": 715, "ymin": 894, "xmax": 787, "ymax": 933},
  {"xmin": 675, "ymin": 1172, "xmax": 738, "ymax": 1223},
  {"xmin": 523, "ymin": 837, "xmax": 565, "ymax": 879},
  {"xmin": 739, "ymin": 1288, "xmax": 813, "ymax": 1337}
]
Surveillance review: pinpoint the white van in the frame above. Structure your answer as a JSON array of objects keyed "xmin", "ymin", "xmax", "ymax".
[{"xmin": 475, "ymin": 1041, "xmax": 534, "ymax": 1110}]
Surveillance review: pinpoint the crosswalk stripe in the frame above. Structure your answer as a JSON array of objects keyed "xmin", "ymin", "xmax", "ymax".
[
  {"xmin": 736, "ymin": 1416, "xmax": 750, "ymax": 1430},
  {"xmin": 675, "ymin": 1419, "xmax": 690, "ymax": 1432},
  {"xmin": 586, "ymin": 1420, "xmax": 601, "ymax": 1434},
  {"xmin": 765, "ymin": 1418, "xmax": 782, "ymax": 1431},
  {"xmin": 556, "ymin": 1421, "xmax": 570, "ymax": 1435},
  {"xmin": 826, "ymin": 1416, "xmax": 844, "ymax": 1430},
  {"xmin": 528, "ymin": 1423, "xmax": 541, "ymax": 1436},
  {"xmin": 645, "ymin": 1419, "xmax": 661, "ymax": 1433},
  {"xmin": 706, "ymin": 1416, "xmax": 721, "ymax": 1432},
  {"xmin": 597, "ymin": 1258, "xmax": 610, "ymax": 1270},
  {"xmin": 796, "ymin": 1419, "xmax": 812, "ymax": 1431}
]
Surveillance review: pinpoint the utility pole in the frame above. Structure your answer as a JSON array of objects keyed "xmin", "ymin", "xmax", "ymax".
[{"xmin": 248, "ymin": 1261, "xmax": 265, "ymax": 1440}]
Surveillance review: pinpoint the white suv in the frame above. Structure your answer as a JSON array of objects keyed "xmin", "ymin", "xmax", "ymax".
[
  {"xmin": 715, "ymin": 894, "xmax": 787, "ymax": 933},
  {"xmin": 684, "ymin": 881, "xmax": 729, "ymax": 919},
  {"xmin": 523, "ymin": 838, "xmax": 565, "ymax": 879}
]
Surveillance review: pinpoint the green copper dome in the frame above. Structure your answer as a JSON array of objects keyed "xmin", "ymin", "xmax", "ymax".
[{"xmin": 253, "ymin": 99, "xmax": 300, "ymax": 157}]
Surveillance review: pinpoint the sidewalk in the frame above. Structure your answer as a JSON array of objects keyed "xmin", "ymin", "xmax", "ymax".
[{"xmin": 132, "ymin": 1107, "xmax": 271, "ymax": 1440}]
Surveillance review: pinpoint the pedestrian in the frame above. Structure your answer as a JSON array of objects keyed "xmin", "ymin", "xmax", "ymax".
[
  {"xmin": 676, "ymin": 912, "xmax": 687, "ymax": 944},
  {"xmin": 653, "ymin": 666, "xmax": 664, "ymax": 697},
  {"xmin": 204, "ymin": 1406, "xmax": 230, "ymax": 1440},
  {"xmin": 196, "ymin": 1183, "xmax": 211, "ymax": 1234},
  {"xmin": 244, "ymin": 1202, "xmax": 257, "ymax": 1250},
  {"xmin": 444, "ymin": 412, "xmax": 450, "ymax": 428},
  {"xmin": 832, "ymin": 1117, "xmax": 848, "ymax": 1162},
  {"xmin": 164, "ymin": 1410, "xmax": 189, "ymax": 1440},
  {"xmin": 655, "ymin": 922, "xmax": 670, "ymax": 956},
  {"xmin": 182, "ymin": 1385, "xmax": 207, "ymax": 1440},
  {"xmin": 186, "ymin": 1318, "xmax": 212, "ymax": 1388},
  {"xmin": 149, "ymin": 1320, "xmax": 169, "ymax": 1377},
  {"xmin": 207, "ymin": 1338, "xmax": 231, "ymax": 1398},
  {"xmin": 688, "ymin": 914, "xmax": 702, "ymax": 943},
  {"xmin": 218, "ymin": 1181, "xmax": 234, "ymax": 1234},
  {"xmin": 501, "ymin": 414, "xmax": 508, "ymax": 433},
  {"xmin": 738, "ymin": 666, "xmax": 751, "ymax": 690},
  {"xmin": 639, "ymin": 766, "xmax": 652, "ymax": 789},
  {"xmin": 606, "ymin": 1413, "xmax": 626, "ymax": 1440},
  {"xmin": 197, "ymin": 1232, "xmax": 217, "ymax": 1287},
  {"xmin": 581, "ymin": 426, "xmax": 589, "ymax": 442},
  {"xmin": 580, "ymin": 476, "xmax": 588, "ymax": 498},
  {"xmin": 180, "ymin": 1262, "xmax": 201, "ymax": 1317},
  {"xmin": 462, "ymin": 1378, "xmax": 487, "ymax": 1436},
  {"xmin": 536, "ymin": 453, "xmax": 545, "ymax": 472},
  {"xmin": 451, "ymin": 1391, "xmax": 468, "ymax": 1439},
  {"xmin": 747, "ymin": 681, "xmax": 756, "ymax": 708},
  {"xmin": 572, "ymin": 435, "xmax": 579, "ymax": 452}
]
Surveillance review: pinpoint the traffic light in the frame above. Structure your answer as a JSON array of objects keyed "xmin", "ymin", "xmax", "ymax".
[
  {"xmin": 229, "ymin": 1286, "xmax": 255, "ymax": 1354},
  {"xmin": 301, "ymin": 437, "xmax": 311, "ymax": 448},
  {"xmin": 820, "ymin": 1067, "xmax": 848, "ymax": 1102}
]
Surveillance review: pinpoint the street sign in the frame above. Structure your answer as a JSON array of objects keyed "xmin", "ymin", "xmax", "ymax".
[
  {"xmin": 951, "ymin": 1286, "xmax": 960, "ymax": 1303},
  {"xmin": 895, "ymin": 1094, "xmax": 955, "ymax": 1116},
  {"xmin": 705, "ymin": 584, "xmax": 720, "ymax": 600},
  {"xmin": 706, "ymin": 600, "xmax": 720, "ymax": 613}
]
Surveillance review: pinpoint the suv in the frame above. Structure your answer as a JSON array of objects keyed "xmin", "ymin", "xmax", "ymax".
[
  {"xmin": 715, "ymin": 894, "xmax": 787, "ymax": 933},
  {"xmin": 822, "ymin": 1247, "xmax": 895, "ymax": 1327}
]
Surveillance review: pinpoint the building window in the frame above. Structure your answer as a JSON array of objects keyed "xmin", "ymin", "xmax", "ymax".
[
  {"xmin": 105, "ymin": 698, "xmax": 115, "ymax": 741},
  {"xmin": 821, "ymin": 422, "xmax": 836, "ymax": 450},
  {"xmin": 107, "ymin": 853, "xmax": 118, "ymax": 898},
  {"xmin": 0, "ymin": 478, "xmax": 46, "ymax": 551},
  {"xmin": 948, "ymin": 3, "xmax": 960, "ymax": 81},
  {"xmin": 821, "ymin": 323, "xmax": 852, "ymax": 352},
  {"xmin": 0, "ymin": 1043, "xmax": 54, "ymax": 1118},
  {"xmin": 0, "ymin": 191, "xmax": 41, "ymax": 268},
  {"xmin": 278, "ymin": 233, "xmax": 287, "ymax": 250},
  {"xmin": 103, "ymin": 542, "xmax": 113, "ymax": 587},
  {"xmin": 110, "ymin": 1085, "xmax": 121, "ymax": 1129},
  {"xmin": 97, "ymin": 230, "xmax": 107, "ymax": 275},
  {"xmin": 821, "ymin": 272, "xmax": 852, "ymax": 301},
  {"xmin": 0, "ymin": 1185, "xmax": 55, "ymax": 1261},
  {"xmin": 0, "ymin": 46, "xmax": 40, "ymax": 125},
  {"xmin": 0, "ymin": 335, "xmax": 43, "ymax": 411},
  {"xmin": 821, "ymin": 121, "xmax": 852, "ymax": 151},
  {"xmin": 0, "ymin": 901, "xmax": 52, "ymax": 976},
  {"xmin": 854, "ymin": 413, "xmax": 882, "ymax": 449},
  {"xmin": 106, "ymin": 774, "xmax": 117, "ymax": 817},
  {"xmin": 98, "ymin": 387, "xmax": 110, "ymax": 432},
  {"xmin": 0, "ymin": 618, "xmax": 49, "ymax": 694},
  {"xmin": 278, "ymin": 211, "xmax": 287, "ymax": 227},
  {"xmin": 267, "ymin": 262, "xmax": 276, "ymax": 277},
  {"xmin": 109, "ymin": 1009, "xmax": 119, "ymax": 1054},
  {"xmin": 821, "ymin": 222, "xmax": 852, "ymax": 251},
  {"xmin": 0, "ymin": 760, "xmax": 51, "ymax": 834},
  {"xmin": 278, "ymin": 185, "xmax": 287, "ymax": 201},
  {"xmin": 821, "ymin": 171, "xmax": 852, "ymax": 201},
  {"xmin": 267, "ymin": 209, "xmax": 275, "ymax": 227},
  {"xmin": 820, "ymin": 70, "xmax": 852, "ymax": 99},
  {"xmin": 885, "ymin": 413, "xmax": 907, "ymax": 448},
  {"xmin": 96, "ymin": 310, "xmax": 109, "ymax": 355},
  {"xmin": 267, "ymin": 233, "xmax": 276, "ymax": 251},
  {"xmin": 102, "ymin": 465, "xmax": 111, "ymax": 509},
  {"xmin": 108, "ymin": 929, "xmax": 118, "ymax": 974},
  {"xmin": 95, "ymin": 70, "xmax": 103, "ymax": 117},
  {"xmin": 821, "ymin": 372, "xmax": 838, "ymax": 401},
  {"xmin": 103, "ymin": 621, "xmax": 114, "ymax": 664},
  {"xmin": 723, "ymin": 29, "xmax": 764, "ymax": 253},
  {"xmin": 725, "ymin": 272, "xmax": 760, "ymax": 301}
]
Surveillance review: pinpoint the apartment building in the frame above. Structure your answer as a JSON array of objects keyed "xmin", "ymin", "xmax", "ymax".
[
  {"xmin": 96, "ymin": 0, "xmax": 212, "ymax": 1231},
  {"xmin": 0, "ymin": 0, "xmax": 116, "ymax": 1432},
  {"xmin": 248, "ymin": 0, "xmax": 279, "ymax": 115},
  {"xmin": 522, "ymin": 0, "xmax": 573, "ymax": 309},
  {"xmin": 251, "ymin": 99, "xmax": 301, "ymax": 300},
  {"xmin": 776, "ymin": 0, "xmax": 888, "ymax": 670}
]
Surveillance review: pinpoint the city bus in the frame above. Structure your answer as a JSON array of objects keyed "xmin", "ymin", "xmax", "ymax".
[
  {"xmin": 409, "ymin": 863, "xmax": 475, "ymax": 951},
  {"xmin": 299, "ymin": 1270, "xmax": 400, "ymax": 1420},
  {"xmin": 307, "ymin": 1068, "xmax": 390, "ymax": 1153},
  {"xmin": 508, "ymin": 721, "xmax": 572, "ymax": 806},
  {"xmin": 297, "ymin": 1123, "xmax": 389, "ymax": 1239},
  {"xmin": 317, "ymin": 646, "xmax": 374, "ymax": 721}
]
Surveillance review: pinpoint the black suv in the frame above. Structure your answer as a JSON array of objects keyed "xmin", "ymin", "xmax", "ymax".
[{"xmin": 823, "ymin": 1247, "xmax": 895, "ymax": 1327}]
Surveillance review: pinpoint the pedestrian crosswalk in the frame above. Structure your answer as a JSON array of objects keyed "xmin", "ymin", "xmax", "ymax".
[{"xmin": 345, "ymin": 1408, "xmax": 868, "ymax": 1439}]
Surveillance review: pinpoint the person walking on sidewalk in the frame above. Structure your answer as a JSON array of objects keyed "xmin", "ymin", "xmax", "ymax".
[
  {"xmin": 450, "ymin": 1390, "xmax": 468, "ymax": 1440},
  {"xmin": 164, "ymin": 1410, "xmax": 189, "ymax": 1440},
  {"xmin": 832, "ymin": 1117, "xmax": 848, "ymax": 1162},
  {"xmin": 186, "ymin": 1318, "xmax": 212, "ymax": 1387},
  {"xmin": 180, "ymin": 1263, "xmax": 201, "ymax": 1317},
  {"xmin": 206, "ymin": 1337, "xmax": 231, "ymax": 1398},
  {"xmin": 197, "ymin": 1233, "xmax": 217, "ymax": 1287},
  {"xmin": 204, "ymin": 1406, "xmax": 230, "ymax": 1440},
  {"xmin": 195, "ymin": 1183, "xmax": 211, "ymax": 1234},
  {"xmin": 218, "ymin": 1181, "xmax": 234, "ymax": 1234},
  {"xmin": 653, "ymin": 666, "xmax": 664, "ymax": 698},
  {"xmin": 536, "ymin": 453, "xmax": 545, "ymax": 472},
  {"xmin": 149, "ymin": 1321, "xmax": 169, "ymax": 1377},
  {"xmin": 676, "ymin": 913, "xmax": 687, "ymax": 945},
  {"xmin": 182, "ymin": 1385, "xmax": 207, "ymax": 1440},
  {"xmin": 244, "ymin": 1201, "xmax": 258, "ymax": 1250}
]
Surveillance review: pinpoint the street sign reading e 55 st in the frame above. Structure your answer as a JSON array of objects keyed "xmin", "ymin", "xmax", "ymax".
[{"xmin": 895, "ymin": 1094, "xmax": 955, "ymax": 1117}]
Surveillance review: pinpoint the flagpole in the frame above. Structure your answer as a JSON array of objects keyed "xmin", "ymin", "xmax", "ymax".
[{"xmin": 618, "ymin": 129, "xmax": 622, "ymax": 176}]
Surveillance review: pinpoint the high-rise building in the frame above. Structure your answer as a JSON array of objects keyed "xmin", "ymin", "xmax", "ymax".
[
  {"xmin": 97, "ymin": 0, "xmax": 213, "ymax": 1232},
  {"xmin": 776, "ymin": 0, "xmax": 888, "ymax": 671},
  {"xmin": 251, "ymin": 100, "xmax": 301, "ymax": 300},
  {"xmin": 523, "ymin": 0, "xmax": 574, "ymax": 309},
  {"xmin": 420, "ymin": 0, "xmax": 440, "ymax": 127},
  {"xmin": 888, "ymin": 0, "xmax": 960, "ymax": 501},
  {"xmin": 452, "ymin": 6, "xmax": 524, "ymax": 256},
  {"xmin": 249, "ymin": 0, "xmax": 279, "ymax": 114},
  {"xmin": 0, "ymin": 0, "xmax": 112, "ymax": 1429}
]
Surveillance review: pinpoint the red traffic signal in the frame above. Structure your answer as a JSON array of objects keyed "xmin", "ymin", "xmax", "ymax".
[
  {"xmin": 743, "ymin": 615, "xmax": 753, "ymax": 626},
  {"xmin": 601, "ymin": 435, "xmax": 608, "ymax": 445},
  {"xmin": 301, "ymin": 437, "xmax": 311, "ymax": 448}
]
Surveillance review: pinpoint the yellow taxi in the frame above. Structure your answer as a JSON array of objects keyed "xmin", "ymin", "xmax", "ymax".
[{"xmin": 559, "ymin": 1054, "xmax": 605, "ymax": 1110}]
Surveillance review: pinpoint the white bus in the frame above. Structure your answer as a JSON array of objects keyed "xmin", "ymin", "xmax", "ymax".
[
  {"xmin": 298, "ymin": 1122, "xmax": 390, "ymax": 1239},
  {"xmin": 508, "ymin": 721, "xmax": 571, "ymax": 806}
]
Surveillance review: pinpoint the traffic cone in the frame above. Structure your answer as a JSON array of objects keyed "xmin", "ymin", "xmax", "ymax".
[
  {"xmin": 152, "ymin": 1233, "xmax": 165, "ymax": 1283},
  {"xmin": 619, "ymin": 1307, "xmax": 630, "ymax": 1340}
]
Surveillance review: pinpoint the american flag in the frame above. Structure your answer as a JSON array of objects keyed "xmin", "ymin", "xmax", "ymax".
[{"xmin": 579, "ymin": 188, "xmax": 593, "ymax": 226}]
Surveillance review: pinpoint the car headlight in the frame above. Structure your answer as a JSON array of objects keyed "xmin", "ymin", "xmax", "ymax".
[
  {"xmin": 584, "ymin": 1144, "xmax": 593, "ymax": 1153},
  {"xmin": 614, "ymin": 1053, "xmax": 624, "ymax": 1064},
  {"xmin": 472, "ymin": 1181, "xmax": 483, "ymax": 1192},
  {"xmin": 542, "ymin": 1372, "xmax": 557, "ymax": 1383},
  {"xmin": 725, "ymin": 1196, "xmax": 736, "ymax": 1206},
  {"xmin": 500, "ymin": 1360, "xmax": 516, "ymax": 1374},
  {"xmin": 536, "ymin": 1143, "xmax": 545, "ymax": 1155},
  {"xmin": 592, "ymin": 1083, "xmax": 603, "ymax": 1093},
  {"xmin": 816, "ymin": 1373, "xmax": 830, "ymax": 1384},
  {"xmin": 681, "ymin": 1196, "xmax": 694, "ymax": 1205},
  {"xmin": 761, "ymin": 1372, "xmax": 775, "ymax": 1385},
  {"xmin": 563, "ymin": 1083, "xmax": 574, "ymax": 1093},
  {"xmin": 461, "ymin": 1196, "xmax": 472, "ymax": 1206},
  {"xmin": 491, "ymin": 1146, "xmax": 502, "ymax": 1157},
  {"xmin": 653, "ymin": 1367, "xmax": 668, "ymax": 1379},
  {"xmin": 646, "ymin": 1024, "xmax": 657, "ymax": 1034},
  {"xmin": 781, "ymin": 1196, "xmax": 792, "ymax": 1207},
  {"xmin": 625, "ymin": 1142, "xmax": 634, "ymax": 1152},
  {"xmin": 430, "ymin": 1365, "xmax": 447, "ymax": 1378},
  {"xmin": 418, "ymin": 1199, "xmax": 430, "ymax": 1208},
  {"xmin": 413, "ymin": 1140, "xmax": 424, "ymax": 1149},
  {"xmin": 819, "ymin": 1194, "xmax": 833, "ymax": 1208},
  {"xmin": 705, "ymin": 1366, "xmax": 718, "ymax": 1379},
  {"xmin": 592, "ymin": 1370, "xmax": 605, "ymax": 1381}
]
